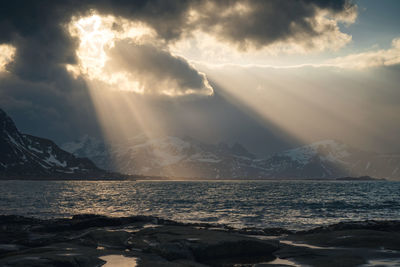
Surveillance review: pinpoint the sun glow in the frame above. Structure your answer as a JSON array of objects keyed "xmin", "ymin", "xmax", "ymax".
[
  {"xmin": 67, "ymin": 13, "xmax": 213, "ymax": 96},
  {"xmin": 66, "ymin": 14, "xmax": 174, "ymax": 170},
  {"xmin": 0, "ymin": 44, "xmax": 16, "ymax": 72},
  {"xmin": 63, "ymin": 11, "xmax": 385, "ymax": 177},
  {"xmin": 72, "ymin": 15, "xmax": 114, "ymax": 77},
  {"xmin": 67, "ymin": 13, "xmax": 155, "ymax": 93}
]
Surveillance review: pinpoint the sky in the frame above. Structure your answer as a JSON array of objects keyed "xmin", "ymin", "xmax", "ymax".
[{"xmin": 0, "ymin": 0, "xmax": 399, "ymax": 156}]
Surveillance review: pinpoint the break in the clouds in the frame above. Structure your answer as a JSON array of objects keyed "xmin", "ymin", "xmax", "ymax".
[
  {"xmin": 327, "ymin": 38, "xmax": 400, "ymax": 69},
  {"xmin": 0, "ymin": 0, "xmax": 357, "ymax": 95},
  {"xmin": 4, "ymin": 0, "xmax": 392, "ymax": 150},
  {"xmin": 0, "ymin": 44, "xmax": 15, "ymax": 72},
  {"xmin": 67, "ymin": 14, "xmax": 212, "ymax": 96}
]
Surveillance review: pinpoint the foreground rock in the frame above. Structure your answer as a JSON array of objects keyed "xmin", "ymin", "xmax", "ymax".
[
  {"xmin": 0, "ymin": 215, "xmax": 400, "ymax": 266},
  {"xmin": 0, "ymin": 215, "xmax": 278, "ymax": 266},
  {"xmin": 276, "ymin": 220, "xmax": 400, "ymax": 267}
]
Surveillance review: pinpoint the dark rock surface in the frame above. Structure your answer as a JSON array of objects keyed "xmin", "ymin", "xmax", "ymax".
[
  {"xmin": 1, "ymin": 215, "xmax": 400, "ymax": 266},
  {"xmin": 0, "ymin": 214, "xmax": 278, "ymax": 266}
]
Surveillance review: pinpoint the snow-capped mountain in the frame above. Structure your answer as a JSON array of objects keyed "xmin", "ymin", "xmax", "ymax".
[
  {"xmin": 259, "ymin": 140, "xmax": 400, "ymax": 179},
  {"xmin": 62, "ymin": 134, "xmax": 111, "ymax": 171},
  {"xmin": 0, "ymin": 109, "xmax": 104, "ymax": 179},
  {"xmin": 63, "ymin": 136, "xmax": 400, "ymax": 180},
  {"xmin": 62, "ymin": 135, "xmax": 262, "ymax": 179}
]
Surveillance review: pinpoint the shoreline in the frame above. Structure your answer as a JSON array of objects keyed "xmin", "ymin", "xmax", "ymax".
[
  {"xmin": 0, "ymin": 177, "xmax": 392, "ymax": 181},
  {"xmin": 1, "ymin": 214, "xmax": 400, "ymax": 266}
]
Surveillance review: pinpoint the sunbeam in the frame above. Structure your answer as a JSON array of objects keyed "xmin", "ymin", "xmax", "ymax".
[{"xmin": 3, "ymin": 3, "xmax": 400, "ymax": 264}]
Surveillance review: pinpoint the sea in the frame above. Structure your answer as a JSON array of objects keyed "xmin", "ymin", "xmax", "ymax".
[{"xmin": 1, "ymin": 180, "xmax": 400, "ymax": 230}]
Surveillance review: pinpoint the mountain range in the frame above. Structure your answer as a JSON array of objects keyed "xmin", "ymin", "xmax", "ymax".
[
  {"xmin": 62, "ymin": 135, "xmax": 260, "ymax": 179},
  {"xmin": 63, "ymin": 135, "xmax": 400, "ymax": 180},
  {"xmin": 0, "ymin": 109, "xmax": 107, "ymax": 179},
  {"xmin": 2, "ymin": 107, "xmax": 399, "ymax": 180}
]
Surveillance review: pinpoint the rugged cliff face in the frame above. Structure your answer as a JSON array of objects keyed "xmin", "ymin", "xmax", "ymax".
[{"xmin": 0, "ymin": 109, "xmax": 104, "ymax": 179}]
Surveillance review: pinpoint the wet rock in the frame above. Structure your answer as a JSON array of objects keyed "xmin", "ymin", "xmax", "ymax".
[
  {"xmin": 192, "ymin": 239, "xmax": 277, "ymax": 262},
  {"xmin": 2, "ymin": 215, "xmax": 400, "ymax": 267},
  {"xmin": 262, "ymin": 228, "xmax": 294, "ymax": 236},
  {"xmin": 80, "ymin": 229, "xmax": 131, "ymax": 248},
  {"xmin": 298, "ymin": 220, "xmax": 400, "ymax": 234},
  {"xmin": 36, "ymin": 214, "xmax": 154, "ymax": 232},
  {"xmin": 133, "ymin": 225, "xmax": 279, "ymax": 265},
  {"xmin": 152, "ymin": 241, "xmax": 194, "ymax": 261},
  {"xmin": 275, "ymin": 244, "xmax": 367, "ymax": 267},
  {"xmin": 0, "ymin": 244, "xmax": 106, "ymax": 267},
  {"xmin": 0, "ymin": 244, "xmax": 22, "ymax": 255},
  {"xmin": 254, "ymin": 264, "xmax": 294, "ymax": 267},
  {"xmin": 288, "ymin": 229, "xmax": 400, "ymax": 250}
]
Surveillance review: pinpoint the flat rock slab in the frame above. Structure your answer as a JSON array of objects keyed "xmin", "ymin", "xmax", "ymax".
[
  {"xmin": 0, "ymin": 215, "xmax": 279, "ymax": 267},
  {"xmin": 276, "ymin": 227, "xmax": 400, "ymax": 267},
  {"xmin": 0, "ymin": 243, "xmax": 107, "ymax": 267},
  {"xmin": 1, "ymin": 215, "xmax": 400, "ymax": 267},
  {"xmin": 131, "ymin": 225, "xmax": 279, "ymax": 265},
  {"xmin": 287, "ymin": 229, "xmax": 400, "ymax": 250}
]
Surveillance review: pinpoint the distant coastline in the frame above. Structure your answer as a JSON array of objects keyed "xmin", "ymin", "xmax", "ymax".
[
  {"xmin": 0, "ymin": 174, "xmax": 389, "ymax": 181},
  {"xmin": 335, "ymin": 175, "xmax": 386, "ymax": 181}
]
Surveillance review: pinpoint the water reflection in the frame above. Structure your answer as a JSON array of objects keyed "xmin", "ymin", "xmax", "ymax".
[{"xmin": 0, "ymin": 180, "xmax": 399, "ymax": 230}]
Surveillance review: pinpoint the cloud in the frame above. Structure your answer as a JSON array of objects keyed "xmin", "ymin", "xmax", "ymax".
[
  {"xmin": 0, "ymin": 0, "xmax": 358, "ymax": 76},
  {"xmin": 67, "ymin": 14, "xmax": 213, "ymax": 96},
  {"xmin": 104, "ymin": 40, "xmax": 213, "ymax": 96},
  {"xmin": 0, "ymin": 44, "xmax": 15, "ymax": 72},
  {"xmin": 0, "ymin": 71, "xmax": 101, "ymax": 143},
  {"xmin": 327, "ymin": 38, "xmax": 400, "ymax": 69},
  {"xmin": 0, "ymin": 0, "xmax": 357, "ymax": 143},
  {"xmin": 0, "ymin": 0, "xmax": 357, "ymax": 90},
  {"xmin": 184, "ymin": 0, "xmax": 356, "ymax": 52}
]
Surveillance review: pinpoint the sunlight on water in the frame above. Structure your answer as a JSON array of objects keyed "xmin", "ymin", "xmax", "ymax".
[
  {"xmin": 266, "ymin": 257, "xmax": 302, "ymax": 267},
  {"xmin": 0, "ymin": 180, "xmax": 399, "ymax": 230},
  {"xmin": 99, "ymin": 255, "xmax": 137, "ymax": 267},
  {"xmin": 363, "ymin": 259, "xmax": 400, "ymax": 266}
]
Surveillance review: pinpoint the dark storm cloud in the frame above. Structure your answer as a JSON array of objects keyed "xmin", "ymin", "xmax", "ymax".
[
  {"xmin": 0, "ymin": 0, "xmax": 355, "ymax": 143},
  {"xmin": 0, "ymin": 72, "xmax": 102, "ymax": 143},
  {"xmin": 106, "ymin": 40, "xmax": 212, "ymax": 95},
  {"xmin": 0, "ymin": 0, "xmax": 356, "ymax": 81},
  {"xmin": 91, "ymin": 0, "xmax": 355, "ymax": 47},
  {"xmin": 0, "ymin": 1, "xmax": 80, "ymax": 82},
  {"xmin": 188, "ymin": 0, "xmax": 355, "ymax": 49}
]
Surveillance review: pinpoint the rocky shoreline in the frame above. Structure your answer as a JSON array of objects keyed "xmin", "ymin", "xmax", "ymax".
[{"xmin": 1, "ymin": 215, "xmax": 400, "ymax": 267}]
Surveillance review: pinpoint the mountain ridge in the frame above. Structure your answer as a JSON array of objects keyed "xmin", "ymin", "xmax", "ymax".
[
  {"xmin": 0, "ymin": 108, "xmax": 111, "ymax": 179},
  {"xmin": 63, "ymin": 136, "xmax": 400, "ymax": 180},
  {"xmin": 3, "ymin": 107, "xmax": 398, "ymax": 180}
]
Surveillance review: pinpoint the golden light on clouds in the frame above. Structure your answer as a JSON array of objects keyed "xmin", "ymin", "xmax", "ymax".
[
  {"xmin": 328, "ymin": 38, "xmax": 400, "ymax": 69},
  {"xmin": 67, "ymin": 13, "xmax": 213, "ymax": 96},
  {"xmin": 60, "ymin": 4, "xmax": 397, "ymax": 162},
  {"xmin": 72, "ymin": 15, "xmax": 114, "ymax": 77},
  {"xmin": 171, "ymin": 5, "xmax": 356, "ymax": 66},
  {"xmin": 0, "ymin": 44, "xmax": 16, "ymax": 72},
  {"xmin": 66, "ymin": 13, "xmax": 214, "ymax": 168},
  {"xmin": 67, "ymin": 13, "xmax": 154, "ymax": 93}
]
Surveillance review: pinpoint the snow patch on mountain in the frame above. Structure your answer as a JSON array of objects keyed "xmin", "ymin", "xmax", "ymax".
[
  {"xmin": 0, "ymin": 109, "xmax": 103, "ymax": 178},
  {"xmin": 281, "ymin": 140, "xmax": 351, "ymax": 164},
  {"xmin": 62, "ymin": 135, "xmax": 258, "ymax": 178},
  {"xmin": 62, "ymin": 134, "xmax": 400, "ymax": 180},
  {"xmin": 44, "ymin": 153, "xmax": 67, "ymax": 168}
]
